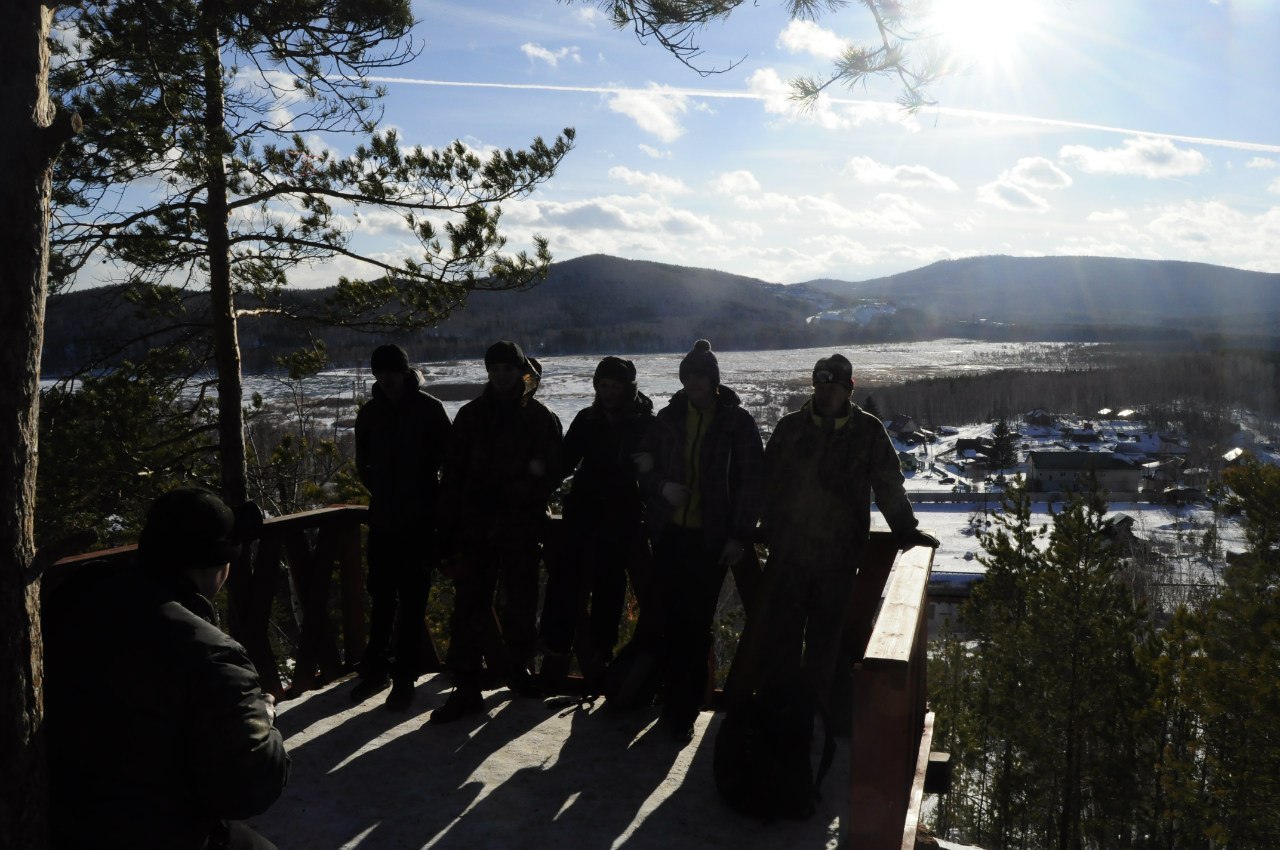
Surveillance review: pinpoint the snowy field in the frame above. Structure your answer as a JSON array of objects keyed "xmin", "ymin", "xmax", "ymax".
[{"xmin": 249, "ymin": 339, "xmax": 1098, "ymax": 426}]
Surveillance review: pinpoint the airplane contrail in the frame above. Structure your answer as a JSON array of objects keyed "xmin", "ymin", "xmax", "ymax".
[{"xmin": 365, "ymin": 76, "xmax": 1280, "ymax": 155}]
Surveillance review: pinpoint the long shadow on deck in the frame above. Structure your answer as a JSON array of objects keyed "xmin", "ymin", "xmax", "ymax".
[{"xmin": 251, "ymin": 674, "xmax": 848, "ymax": 850}]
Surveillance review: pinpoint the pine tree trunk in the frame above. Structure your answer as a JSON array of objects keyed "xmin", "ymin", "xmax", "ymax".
[
  {"xmin": 198, "ymin": 0, "xmax": 248, "ymax": 507},
  {"xmin": 0, "ymin": 4, "xmax": 73, "ymax": 847}
]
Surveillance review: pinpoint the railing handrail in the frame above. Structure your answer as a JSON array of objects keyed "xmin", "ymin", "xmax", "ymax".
[{"xmin": 849, "ymin": 532, "xmax": 936, "ymax": 850}]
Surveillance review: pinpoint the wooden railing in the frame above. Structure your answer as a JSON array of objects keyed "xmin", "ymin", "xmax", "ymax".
[
  {"xmin": 49, "ymin": 505, "xmax": 375, "ymax": 700},
  {"xmin": 52, "ymin": 511, "xmax": 942, "ymax": 847},
  {"xmin": 845, "ymin": 531, "xmax": 938, "ymax": 850}
]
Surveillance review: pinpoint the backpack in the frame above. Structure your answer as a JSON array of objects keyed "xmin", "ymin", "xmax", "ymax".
[{"xmin": 713, "ymin": 680, "xmax": 836, "ymax": 821}]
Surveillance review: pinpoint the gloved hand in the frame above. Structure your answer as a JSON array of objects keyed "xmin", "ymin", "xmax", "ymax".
[
  {"xmin": 632, "ymin": 452, "xmax": 655, "ymax": 474},
  {"xmin": 898, "ymin": 529, "xmax": 940, "ymax": 551},
  {"xmin": 718, "ymin": 539, "xmax": 745, "ymax": 566},
  {"xmin": 661, "ymin": 481, "xmax": 691, "ymax": 508}
]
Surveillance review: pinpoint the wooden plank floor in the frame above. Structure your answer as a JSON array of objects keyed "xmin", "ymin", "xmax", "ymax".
[{"xmin": 249, "ymin": 673, "xmax": 852, "ymax": 850}]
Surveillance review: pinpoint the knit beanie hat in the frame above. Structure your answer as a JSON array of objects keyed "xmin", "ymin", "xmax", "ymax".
[
  {"xmin": 485, "ymin": 339, "xmax": 528, "ymax": 371},
  {"xmin": 812, "ymin": 353, "xmax": 854, "ymax": 389},
  {"xmin": 594, "ymin": 356, "xmax": 637, "ymax": 389},
  {"xmin": 138, "ymin": 488, "xmax": 262, "ymax": 570},
  {"xmin": 370, "ymin": 344, "xmax": 409, "ymax": 373},
  {"xmin": 679, "ymin": 339, "xmax": 719, "ymax": 386}
]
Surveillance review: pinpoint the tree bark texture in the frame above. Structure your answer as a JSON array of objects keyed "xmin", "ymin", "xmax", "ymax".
[
  {"xmin": 199, "ymin": 0, "xmax": 249, "ymax": 508},
  {"xmin": 0, "ymin": 3, "xmax": 66, "ymax": 848}
]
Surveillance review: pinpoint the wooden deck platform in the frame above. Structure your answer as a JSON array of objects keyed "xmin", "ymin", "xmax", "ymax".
[{"xmin": 248, "ymin": 673, "xmax": 851, "ymax": 850}]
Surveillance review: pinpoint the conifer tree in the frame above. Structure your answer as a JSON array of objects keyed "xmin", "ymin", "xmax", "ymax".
[
  {"xmin": 1179, "ymin": 462, "xmax": 1280, "ymax": 847},
  {"xmin": 949, "ymin": 479, "xmax": 1151, "ymax": 849},
  {"xmin": 49, "ymin": 0, "xmax": 574, "ymax": 505},
  {"xmin": 990, "ymin": 416, "xmax": 1018, "ymax": 474},
  {"xmin": 864, "ymin": 393, "xmax": 883, "ymax": 420}
]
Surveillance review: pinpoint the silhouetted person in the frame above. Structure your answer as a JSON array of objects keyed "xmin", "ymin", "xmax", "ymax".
[
  {"xmin": 43, "ymin": 488, "xmax": 288, "ymax": 850},
  {"xmin": 349, "ymin": 344, "xmax": 452, "ymax": 710},
  {"xmin": 640, "ymin": 339, "xmax": 764, "ymax": 742},
  {"xmin": 432, "ymin": 340, "xmax": 563, "ymax": 723},
  {"xmin": 539, "ymin": 356, "xmax": 655, "ymax": 690},
  {"xmin": 755, "ymin": 354, "xmax": 938, "ymax": 709}
]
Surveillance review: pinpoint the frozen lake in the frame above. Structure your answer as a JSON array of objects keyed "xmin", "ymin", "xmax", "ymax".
[{"xmin": 249, "ymin": 339, "xmax": 1099, "ymax": 426}]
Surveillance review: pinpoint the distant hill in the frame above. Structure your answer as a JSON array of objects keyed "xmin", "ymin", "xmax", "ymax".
[
  {"xmin": 41, "ymin": 254, "xmax": 1280, "ymax": 375},
  {"xmin": 803, "ymin": 255, "xmax": 1280, "ymax": 334}
]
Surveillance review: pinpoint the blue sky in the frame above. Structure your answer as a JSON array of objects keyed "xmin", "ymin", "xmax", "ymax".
[{"xmin": 248, "ymin": 0, "xmax": 1280, "ymax": 285}]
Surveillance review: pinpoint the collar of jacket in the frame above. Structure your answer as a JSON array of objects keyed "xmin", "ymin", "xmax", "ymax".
[
  {"xmin": 142, "ymin": 563, "xmax": 219, "ymax": 624},
  {"xmin": 481, "ymin": 382, "xmax": 529, "ymax": 409},
  {"xmin": 804, "ymin": 397, "xmax": 852, "ymax": 430},
  {"xmin": 589, "ymin": 390, "xmax": 655, "ymax": 421},
  {"xmin": 667, "ymin": 384, "xmax": 742, "ymax": 414},
  {"xmin": 370, "ymin": 368, "xmax": 424, "ymax": 403}
]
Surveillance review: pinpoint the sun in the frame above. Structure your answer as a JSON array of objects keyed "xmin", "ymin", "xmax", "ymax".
[{"xmin": 926, "ymin": 0, "xmax": 1047, "ymax": 71}]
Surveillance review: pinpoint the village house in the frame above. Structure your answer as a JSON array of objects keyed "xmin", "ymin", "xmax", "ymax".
[
  {"xmin": 1112, "ymin": 432, "xmax": 1190, "ymax": 459},
  {"xmin": 1023, "ymin": 409, "xmax": 1056, "ymax": 428},
  {"xmin": 1026, "ymin": 450, "xmax": 1144, "ymax": 494}
]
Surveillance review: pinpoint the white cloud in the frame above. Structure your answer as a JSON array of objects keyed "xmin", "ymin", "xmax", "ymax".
[
  {"xmin": 607, "ymin": 85, "xmax": 691, "ymax": 142},
  {"xmin": 1059, "ymin": 137, "xmax": 1207, "ymax": 178},
  {"xmin": 520, "ymin": 43, "xmax": 581, "ymax": 67},
  {"xmin": 608, "ymin": 166, "xmax": 689, "ymax": 195},
  {"xmin": 638, "ymin": 144, "xmax": 671, "ymax": 159},
  {"xmin": 777, "ymin": 20, "xmax": 848, "ymax": 60},
  {"xmin": 845, "ymin": 156, "xmax": 959, "ymax": 191},
  {"xmin": 574, "ymin": 6, "xmax": 605, "ymax": 25},
  {"xmin": 505, "ymin": 194, "xmax": 721, "ymax": 240},
  {"xmin": 1146, "ymin": 200, "xmax": 1280, "ymax": 270},
  {"xmin": 977, "ymin": 181, "xmax": 1050, "ymax": 212},
  {"xmin": 1269, "ymin": 177, "xmax": 1280, "ymax": 195},
  {"xmin": 1009, "ymin": 157, "xmax": 1073, "ymax": 189},
  {"xmin": 1087, "ymin": 209, "xmax": 1130, "ymax": 223},
  {"xmin": 976, "ymin": 156, "xmax": 1070, "ymax": 212},
  {"xmin": 711, "ymin": 170, "xmax": 761, "ymax": 195},
  {"xmin": 1246, "ymin": 157, "xmax": 1277, "ymax": 169}
]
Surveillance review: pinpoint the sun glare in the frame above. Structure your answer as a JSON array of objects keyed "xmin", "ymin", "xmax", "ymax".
[{"xmin": 928, "ymin": 0, "xmax": 1047, "ymax": 70}]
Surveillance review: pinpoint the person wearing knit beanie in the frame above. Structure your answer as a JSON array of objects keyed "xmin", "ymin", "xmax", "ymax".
[
  {"xmin": 432, "ymin": 340, "xmax": 564, "ymax": 724},
  {"xmin": 370, "ymin": 344, "xmax": 410, "ymax": 374},
  {"xmin": 631, "ymin": 337, "xmax": 764, "ymax": 744},
  {"xmin": 594, "ymin": 355, "xmax": 637, "ymax": 391},
  {"xmin": 678, "ymin": 339, "xmax": 719, "ymax": 387},
  {"xmin": 484, "ymin": 339, "xmax": 528, "ymax": 371},
  {"xmin": 539, "ymin": 354, "xmax": 654, "ymax": 691}
]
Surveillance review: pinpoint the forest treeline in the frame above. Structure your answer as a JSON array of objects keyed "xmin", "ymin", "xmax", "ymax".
[
  {"xmin": 868, "ymin": 349, "xmax": 1280, "ymax": 441},
  {"xmin": 930, "ymin": 468, "xmax": 1280, "ymax": 850}
]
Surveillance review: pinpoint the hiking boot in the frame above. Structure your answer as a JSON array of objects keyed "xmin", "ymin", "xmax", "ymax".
[
  {"xmin": 383, "ymin": 680, "xmax": 414, "ymax": 712},
  {"xmin": 538, "ymin": 652, "xmax": 571, "ymax": 694},
  {"xmin": 506, "ymin": 665, "xmax": 541, "ymax": 699},
  {"xmin": 349, "ymin": 674, "xmax": 390, "ymax": 703},
  {"xmin": 429, "ymin": 686, "xmax": 484, "ymax": 725},
  {"xmin": 662, "ymin": 711, "xmax": 696, "ymax": 745}
]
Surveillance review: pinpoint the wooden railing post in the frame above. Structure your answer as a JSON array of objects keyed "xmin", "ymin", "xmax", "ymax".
[{"xmin": 847, "ymin": 540, "xmax": 935, "ymax": 850}]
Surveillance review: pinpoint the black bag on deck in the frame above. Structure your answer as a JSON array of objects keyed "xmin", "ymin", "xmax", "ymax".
[{"xmin": 713, "ymin": 682, "xmax": 835, "ymax": 821}]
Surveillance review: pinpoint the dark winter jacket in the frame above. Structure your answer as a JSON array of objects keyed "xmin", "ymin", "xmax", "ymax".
[
  {"xmin": 355, "ymin": 370, "xmax": 452, "ymax": 529},
  {"xmin": 562, "ymin": 392, "xmax": 655, "ymax": 529},
  {"xmin": 440, "ymin": 384, "xmax": 564, "ymax": 545},
  {"xmin": 641, "ymin": 386, "xmax": 764, "ymax": 549},
  {"xmin": 764, "ymin": 398, "xmax": 918, "ymax": 569},
  {"xmin": 43, "ymin": 560, "xmax": 289, "ymax": 850}
]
